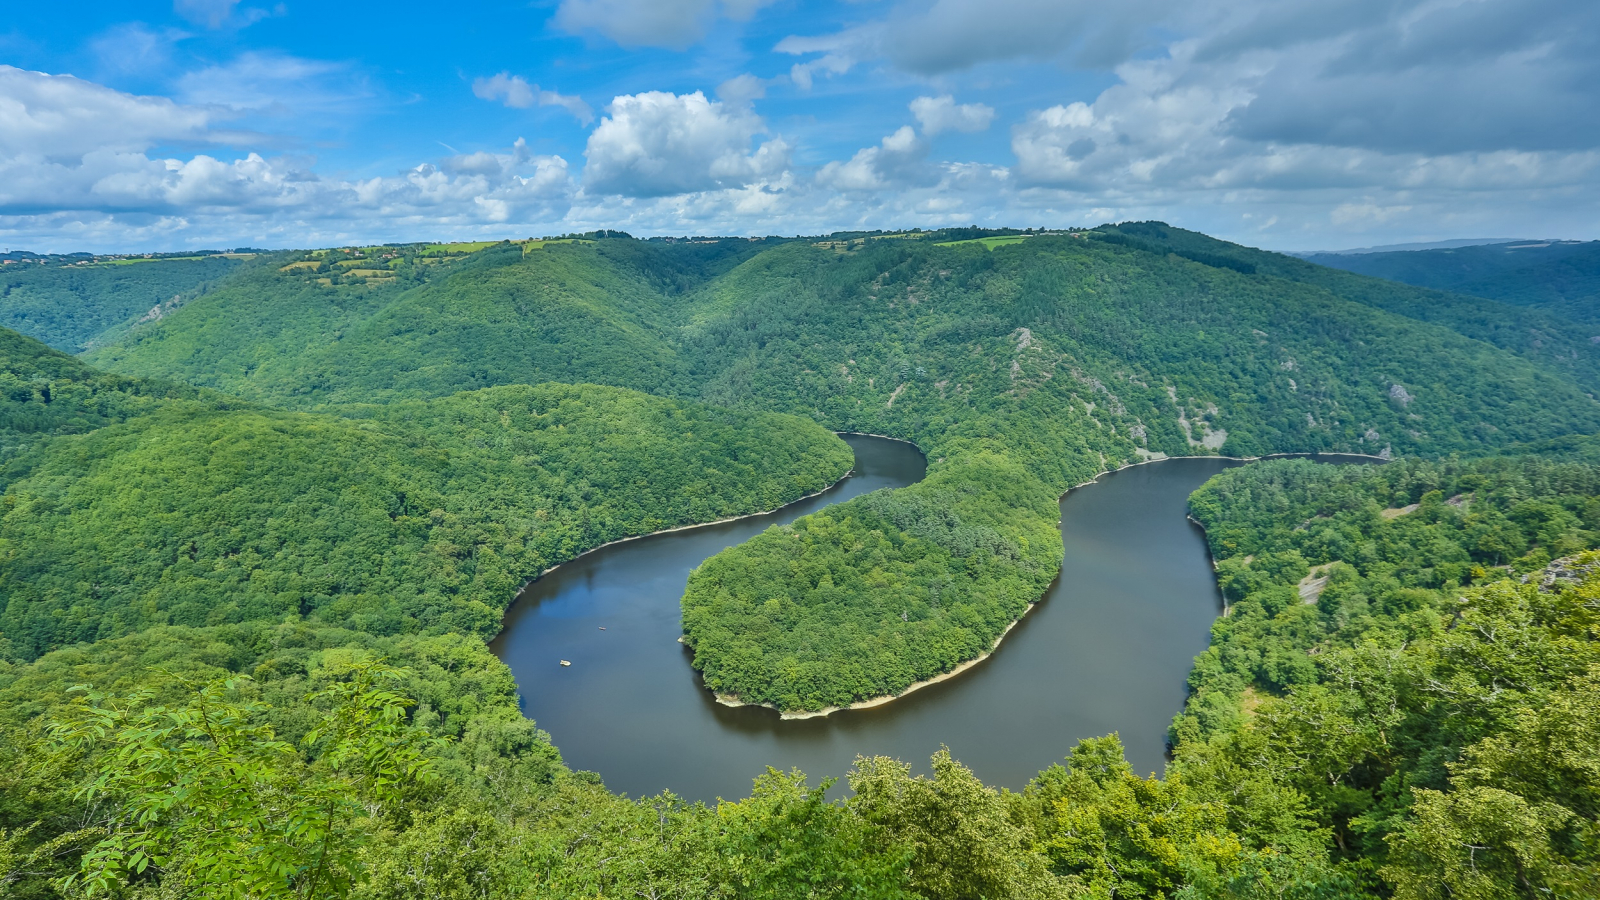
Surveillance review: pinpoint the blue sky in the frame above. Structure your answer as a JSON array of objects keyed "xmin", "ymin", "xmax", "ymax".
[{"xmin": 2, "ymin": 0, "xmax": 1598, "ymax": 252}]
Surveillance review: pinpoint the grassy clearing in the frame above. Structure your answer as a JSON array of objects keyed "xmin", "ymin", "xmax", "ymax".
[
  {"xmin": 520, "ymin": 238, "xmax": 592, "ymax": 255},
  {"xmin": 418, "ymin": 241, "xmax": 503, "ymax": 257},
  {"xmin": 279, "ymin": 261, "xmax": 323, "ymax": 273},
  {"xmin": 934, "ymin": 235, "xmax": 1032, "ymax": 249}
]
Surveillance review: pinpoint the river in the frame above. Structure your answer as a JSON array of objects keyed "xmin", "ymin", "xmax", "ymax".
[{"xmin": 489, "ymin": 436, "xmax": 1331, "ymax": 802}]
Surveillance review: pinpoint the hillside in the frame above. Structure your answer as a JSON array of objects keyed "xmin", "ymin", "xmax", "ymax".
[
  {"xmin": 1090, "ymin": 224, "xmax": 1600, "ymax": 389},
  {"xmin": 674, "ymin": 233, "xmax": 1600, "ymax": 709},
  {"xmin": 0, "ymin": 327, "xmax": 217, "ymax": 468},
  {"xmin": 80, "ymin": 228, "xmax": 1600, "ymax": 712},
  {"xmin": 1303, "ymin": 239, "xmax": 1600, "ymax": 325},
  {"xmin": 0, "ymin": 327, "xmax": 852, "ymax": 663},
  {"xmin": 0, "ymin": 255, "xmax": 247, "ymax": 352},
  {"xmin": 4, "ymin": 229, "xmax": 1600, "ymax": 898},
  {"xmin": 85, "ymin": 239, "xmax": 768, "ymax": 403}
]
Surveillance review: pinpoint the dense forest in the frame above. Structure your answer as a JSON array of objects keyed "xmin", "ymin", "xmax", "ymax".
[
  {"xmin": 5, "ymin": 445, "xmax": 1596, "ymax": 898},
  {"xmin": 0, "ymin": 255, "xmax": 248, "ymax": 353},
  {"xmin": 2, "ymin": 226, "xmax": 1598, "ymax": 897},
  {"xmin": 76, "ymin": 229, "xmax": 1600, "ymax": 711}
]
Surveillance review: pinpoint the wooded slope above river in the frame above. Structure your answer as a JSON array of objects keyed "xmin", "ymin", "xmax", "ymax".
[
  {"xmin": 19, "ymin": 224, "xmax": 1600, "ymax": 708},
  {"xmin": 2, "ymin": 226, "xmax": 1598, "ymax": 898}
]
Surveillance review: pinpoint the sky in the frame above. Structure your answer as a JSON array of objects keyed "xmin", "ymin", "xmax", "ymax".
[{"xmin": 2, "ymin": 0, "xmax": 1598, "ymax": 252}]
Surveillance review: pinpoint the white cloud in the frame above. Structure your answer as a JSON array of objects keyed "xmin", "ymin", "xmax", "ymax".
[
  {"xmin": 996, "ymin": 2, "xmax": 1600, "ymax": 244},
  {"xmin": 788, "ymin": 54, "xmax": 853, "ymax": 92},
  {"xmin": 910, "ymin": 95, "xmax": 995, "ymax": 136},
  {"xmin": 472, "ymin": 72, "xmax": 594, "ymax": 124},
  {"xmin": 554, "ymin": 0, "xmax": 778, "ymax": 49},
  {"xmin": 817, "ymin": 126, "xmax": 933, "ymax": 192},
  {"xmin": 0, "ymin": 66, "xmax": 215, "ymax": 157},
  {"xmin": 716, "ymin": 74, "xmax": 767, "ymax": 106},
  {"xmin": 582, "ymin": 91, "xmax": 789, "ymax": 197},
  {"xmin": 0, "ymin": 67, "xmax": 574, "ymax": 247}
]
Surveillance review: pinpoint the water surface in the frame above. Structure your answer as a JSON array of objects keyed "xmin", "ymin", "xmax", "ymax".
[{"xmin": 491, "ymin": 441, "xmax": 1296, "ymax": 801}]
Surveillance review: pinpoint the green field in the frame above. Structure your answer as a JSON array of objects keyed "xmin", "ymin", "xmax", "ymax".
[{"xmin": 934, "ymin": 234, "xmax": 1032, "ymax": 249}]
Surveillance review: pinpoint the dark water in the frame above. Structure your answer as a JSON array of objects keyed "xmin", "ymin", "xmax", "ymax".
[{"xmin": 490, "ymin": 440, "xmax": 1333, "ymax": 802}]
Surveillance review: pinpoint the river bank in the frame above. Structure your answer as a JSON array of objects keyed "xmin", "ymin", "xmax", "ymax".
[
  {"xmin": 713, "ymin": 606, "xmax": 1035, "ymax": 719},
  {"xmin": 706, "ymin": 448, "xmax": 1387, "ymax": 720},
  {"xmin": 490, "ymin": 441, "xmax": 1235, "ymax": 799},
  {"xmin": 511, "ymin": 465, "xmax": 857, "ymax": 597}
]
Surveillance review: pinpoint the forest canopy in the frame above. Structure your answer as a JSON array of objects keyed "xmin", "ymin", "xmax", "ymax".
[{"xmin": 3, "ymin": 226, "xmax": 1600, "ymax": 897}]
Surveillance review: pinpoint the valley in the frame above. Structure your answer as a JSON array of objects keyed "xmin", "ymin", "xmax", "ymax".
[{"xmin": 2, "ymin": 226, "xmax": 1598, "ymax": 899}]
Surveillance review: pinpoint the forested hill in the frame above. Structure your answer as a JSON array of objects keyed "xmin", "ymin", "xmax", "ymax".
[
  {"xmin": 0, "ymin": 326, "xmax": 218, "ymax": 467},
  {"xmin": 79, "ymin": 228, "xmax": 1600, "ymax": 712},
  {"xmin": 1089, "ymin": 224, "xmax": 1600, "ymax": 388},
  {"xmin": 4, "ymin": 229, "xmax": 1600, "ymax": 897},
  {"xmin": 84, "ymin": 239, "xmax": 770, "ymax": 403},
  {"xmin": 0, "ymin": 325, "xmax": 852, "ymax": 663},
  {"xmin": 1302, "ymin": 239, "xmax": 1600, "ymax": 325},
  {"xmin": 0, "ymin": 254, "xmax": 248, "ymax": 353}
]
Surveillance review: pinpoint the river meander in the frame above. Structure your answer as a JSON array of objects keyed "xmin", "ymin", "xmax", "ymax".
[{"xmin": 489, "ymin": 436, "xmax": 1348, "ymax": 802}]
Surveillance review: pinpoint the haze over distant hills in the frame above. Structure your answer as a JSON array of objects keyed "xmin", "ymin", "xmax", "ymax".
[
  {"xmin": 1302, "ymin": 239, "xmax": 1600, "ymax": 325},
  {"xmin": 1291, "ymin": 238, "xmax": 1528, "ymax": 255}
]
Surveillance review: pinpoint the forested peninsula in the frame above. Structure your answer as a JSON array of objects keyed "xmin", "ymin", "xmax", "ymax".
[{"xmin": 1, "ymin": 225, "xmax": 1598, "ymax": 898}]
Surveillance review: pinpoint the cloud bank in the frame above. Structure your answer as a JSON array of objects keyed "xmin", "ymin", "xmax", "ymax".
[{"xmin": 4, "ymin": 0, "xmax": 1599, "ymax": 250}]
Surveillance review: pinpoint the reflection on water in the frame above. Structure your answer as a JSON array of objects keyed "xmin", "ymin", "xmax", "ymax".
[{"xmin": 491, "ymin": 441, "xmax": 1361, "ymax": 802}]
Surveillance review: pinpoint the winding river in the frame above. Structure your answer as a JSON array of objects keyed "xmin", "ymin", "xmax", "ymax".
[{"xmin": 489, "ymin": 436, "xmax": 1342, "ymax": 802}]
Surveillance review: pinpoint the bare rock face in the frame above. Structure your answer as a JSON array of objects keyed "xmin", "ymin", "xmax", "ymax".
[
  {"xmin": 1389, "ymin": 383, "xmax": 1413, "ymax": 406},
  {"xmin": 1527, "ymin": 552, "xmax": 1600, "ymax": 592}
]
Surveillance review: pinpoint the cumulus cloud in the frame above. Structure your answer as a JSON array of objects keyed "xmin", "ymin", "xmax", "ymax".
[
  {"xmin": 817, "ymin": 127, "xmax": 934, "ymax": 192},
  {"xmin": 472, "ymin": 72, "xmax": 594, "ymax": 124},
  {"xmin": 0, "ymin": 66, "xmax": 572, "ymax": 244},
  {"xmin": 554, "ymin": 0, "xmax": 778, "ymax": 49},
  {"xmin": 988, "ymin": 0, "xmax": 1600, "ymax": 243},
  {"xmin": 910, "ymin": 95, "xmax": 995, "ymax": 136},
  {"xmin": 582, "ymin": 91, "xmax": 789, "ymax": 197}
]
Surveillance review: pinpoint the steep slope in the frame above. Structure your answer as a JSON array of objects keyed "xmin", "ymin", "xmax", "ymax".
[
  {"xmin": 677, "ymin": 235, "xmax": 1600, "ymax": 710},
  {"xmin": 0, "ymin": 375, "xmax": 851, "ymax": 662},
  {"xmin": 0, "ymin": 255, "xmax": 245, "ymax": 352},
  {"xmin": 1093, "ymin": 224, "xmax": 1600, "ymax": 389},
  {"xmin": 87, "ymin": 240, "xmax": 769, "ymax": 405},
  {"xmin": 0, "ymin": 326, "xmax": 215, "ymax": 468}
]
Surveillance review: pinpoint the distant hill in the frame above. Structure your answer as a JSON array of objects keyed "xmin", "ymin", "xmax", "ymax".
[
  {"xmin": 1291, "ymin": 238, "xmax": 1524, "ymax": 255},
  {"xmin": 1300, "ymin": 239, "xmax": 1600, "ymax": 325},
  {"xmin": 0, "ymin": 255, "xmax": 249, "ymax": 352}
]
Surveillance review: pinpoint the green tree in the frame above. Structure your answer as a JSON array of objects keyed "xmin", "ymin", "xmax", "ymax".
[{"xmin": 49, "ymin": 662, "xmax": 437, "ymax": 899}]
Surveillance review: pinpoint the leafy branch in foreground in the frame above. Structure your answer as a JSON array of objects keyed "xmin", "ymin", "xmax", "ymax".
[{"xmin": 47, "ymin": 661, "xmax": 438, "ymax": 899}]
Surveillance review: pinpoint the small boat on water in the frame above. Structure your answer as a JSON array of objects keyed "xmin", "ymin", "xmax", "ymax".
[{"xmin": 559, "ymin": 659, "xmax": 572, "ymax": 666}]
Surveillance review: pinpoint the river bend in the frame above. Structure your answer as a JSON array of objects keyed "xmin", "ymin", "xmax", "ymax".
[{"xmin": 492, "ymin": 438, "xmax": 1284, "ymax": 801}]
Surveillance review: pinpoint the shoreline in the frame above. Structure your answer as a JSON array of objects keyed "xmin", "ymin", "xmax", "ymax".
[
  {"xmin": 710, "ymin": 446, "xmax": 1387, "ymax": 719},
  {"xmin": 713, "ymin": 607, "xmax": 1034, "ymax": 720},
  {"xmin": 512, "ymin": 432, "xmax": 931, "ymax": 595},
  {"xmin": 509, "ymin": 465, "xmax": 857, "ymax": 602}
]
